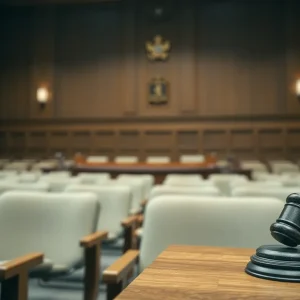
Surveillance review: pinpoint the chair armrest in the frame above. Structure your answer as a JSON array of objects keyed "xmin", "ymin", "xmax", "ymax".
[
  {"xmin": 103, "ymin": 250, "xmax": 139, "ymax": 284},
  {"xmin": 141, "ymin": 200, "xmax": 148, "ymax": 207},
  {"xmin": 0, "ymin": 252, "xmax": 44, "ymax": 280},
  {"xmin": 121, "ymin": 215, "xmax": 138, "ymax": 228},
  {"xmin": 137, "ymin": 214, "xmax": 144, "ymax": 226},
  {"xmin": 80, "ymin": 231, "xmax": 108, "ymax": 248}
]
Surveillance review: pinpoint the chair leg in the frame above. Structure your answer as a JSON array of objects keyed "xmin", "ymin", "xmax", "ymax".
[
  {"xmin": 83, "ymin": 244, "xmax": 100, "ymax": 300},
  {"xmin": 123, "ymin": 226, "xmax": 133, "ymax": 254},
  {"xmin": 1, "ymin": 271, "xmax": 28, "ymax": 300},
  {"xmin": 106, "ymin": 281, "xmax": 122, "ymax": 300}
]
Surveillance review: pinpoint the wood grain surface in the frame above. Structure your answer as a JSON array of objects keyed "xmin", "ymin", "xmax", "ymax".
[{"xmin": 116, "ymin": 245, "xmax": 300, "ymax": 300}]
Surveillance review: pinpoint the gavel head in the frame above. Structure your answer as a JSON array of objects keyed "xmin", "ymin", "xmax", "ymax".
[{"xmin": 270, "ymin": 193, "xmax": 300, "ymax": 247}]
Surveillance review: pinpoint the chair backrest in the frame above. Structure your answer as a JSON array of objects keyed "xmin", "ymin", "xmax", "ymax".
[
  {"xmin": 231, "ymin": 186, "xmax": 299, "ymax": 201},
  {"xmin": 44, "ymin": 171, "xmax": 71, "ymax": 178},
  {"xmin": 146, "ymin": 156, "xmax": 170, "ymax": 164},
  {"xmin": 117, "ymin": 174, "xmax": 154, "ymax": 199},
  {"xmin": 140, "ymin": 196, "xmax": 283, "ymax": 271},
  {"xmin": 229, "ymin": 179, "xmax": 282, "ymax": 191},
  {"xmin": 32, "ymin": 160, "xmax": 58, "ymax": 171},
  {"xmin": 163, "ymin": 174, "xmax": 205, "ymax": 186},
  {"xmin": 269, "ymin": 161, "xmax": 299, "ymax": 175},
  {"xmin": 280, "ymin": 174, "xmax": 300, "ymax": 187},
  {"xmin": 66, "ymin": 185, "xmax": 131, "ymax": 239},
  {"xmin": 109, "ymin": 177, "xmax": 143, "ymax": 214},
  {"xmin": 149, "ymin": 185, "xmax": 221, "ymax": 200},
  {"xmin": 179, "ymin": 155, "xmax": 205, "ymax": 163},
  {"xmin": 0, "ymin": 170, "xmax": 18, "ymax": 181},
  {"xmin": 114, "ymin": 156, "xmax": 138, "ymax": 164},
  {"xmin": 208, "ymin": 174, "xmax": 248, "ymax": 196},
  {"xmin": 75, "ymin": 173, "xmax": 110, "ymax": 185},
  {"xmin": 39, "ymin": 176, "xmax": 77, "ymax": 192},
  {"xmin": 86, "ymin": 156, "xmax": 109, "ymax": 163},
  {"xmin": 0, "ymin": 191, "xmax": 99, "ymax": 268},
  {"xmin": 17, "ymin": 172, "xmax": 40, "ymax": 183},
  {"xmin": 240, "ymin": 161, "xmax": 267, "ymax": 173},
  {"xmin": 0, "ymin": 182, "xmax": 50, "ymax": 195},
  {"xmin": 4, "ymin": 161, "xmax": 30, "ymax": 172}
]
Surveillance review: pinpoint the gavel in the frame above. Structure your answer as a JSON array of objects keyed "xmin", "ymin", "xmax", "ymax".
[
  {"xmin": 245, "ymin": 193, "xmax": 300, "ymax": 282},
  {"xmin": 270, "ymin": 193, "xmax": 300, "ymax": 247}
]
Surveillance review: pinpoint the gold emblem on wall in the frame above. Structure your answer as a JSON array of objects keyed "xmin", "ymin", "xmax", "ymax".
[
  {"xmin": 145, "ymin": 35, "xmax": 171, "ymax": 61},
  {"xmin": 148, "ymin": 77, "xmax": 169, "ymax": 105}
]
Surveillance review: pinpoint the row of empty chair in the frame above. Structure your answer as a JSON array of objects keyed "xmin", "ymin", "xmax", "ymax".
[
  {"xmin": 2, "ymin": 157, "xmax": 300, "ymax": 172},
  {"xmin": 1, "ymin": 170, "xmax": 300, "ymax": 199},
  {"xmin": 0, "ymin": 188, "xmax": 288, "ymax": 299},
  {"xmin": 1, "ymin": 164, "xmax": 300, "ymax": 299}
]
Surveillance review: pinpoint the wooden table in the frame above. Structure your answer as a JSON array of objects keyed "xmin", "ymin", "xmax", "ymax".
[
  {"xmin": 68, "ymin": 163, "xmax": 252, "ymax": 184},
  {"xmin": 116, "ymin": 245, "xmax": 300, "ymax": 300}
]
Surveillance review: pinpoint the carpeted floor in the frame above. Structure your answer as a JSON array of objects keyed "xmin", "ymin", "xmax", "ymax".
[{"xmin": 28, "ymin": 239, "xmax": 125, "ymax": 300}]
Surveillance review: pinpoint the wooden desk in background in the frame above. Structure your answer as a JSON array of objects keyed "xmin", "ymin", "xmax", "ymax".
[
  {"xmin": 116, "ymin": 245, "xmax": 299, "ymax": 300},
  {"xmin": 69, "ymin": 163, "xmax": 252, "ymax": 184}
]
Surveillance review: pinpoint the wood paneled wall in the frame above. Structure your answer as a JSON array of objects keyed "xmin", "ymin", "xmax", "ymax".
[
  {"xmin": 1, "ymin": 0, "xmax": 300, "ymax": 159},
  {"xmin": 1, "ymin": 121, "xmax": 300, "ymax": 160}
]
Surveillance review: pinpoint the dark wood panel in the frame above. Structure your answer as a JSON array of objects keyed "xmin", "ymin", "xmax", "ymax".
[
  {"xmin": 144, "ymin": 130, "xmax": 172, "ymax": 150},
  {"xmin": 203, "ymin": 130, "xmax": 227, "ymax": 151},
  {"xmin": 119, "ymin": 130, "xmax": 139, "ymax": 150},
  {"xmin": 231, "ymin": 129, "xmax": 254, "ymax": 149},
  {"xmin": 28, "ymin": 131, "xmax": 47, "ymax": 148},
  {"xmin": 1, "ymin": 121, "xmax": 300, "ymax": 160},
  {"xmin": 258, "ymin": 129, "xmax": 283, "ymax": 149},
  {"xmin": 177, "ymin": 130, "xmax": 199, "ymax": 150}
]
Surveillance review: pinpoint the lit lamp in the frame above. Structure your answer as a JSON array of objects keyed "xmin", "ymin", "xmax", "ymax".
[
  {"xmin": 296, "ymin": 79, "xmax": 300, "ymax": 100},
  {"xmin": 36, "ymin": 86, "xmax": 50, "ymax": 109}
]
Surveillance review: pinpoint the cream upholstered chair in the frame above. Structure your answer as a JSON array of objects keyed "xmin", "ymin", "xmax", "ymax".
[
  {"xmin": 17, "ymin": 171, "xmax": 41, "ymax": 183},
  {"xmin": 240, "ymin": 160, "xmax": 268, "ymax": 173},
  {"xmin": 269, "ymin": 160, "xmax": 299, "ymax": 174},
  {"xmin": 74, "ymin": 172, "xmax": 110, "ymax": 185},
  {"xmin": 32, "ymin": 160, "xmax": 58, "ymax": 171},
  {"xmin": 280, "ymin": 173, "xmax": 300, "ymax": 187},
  {"xmin": 102, "ymin": 195, "xmax": 283, "ymax": 299},
  {"xmin": 114, "ymin": 156, "xmax": 138, "ymax": 164},
  {"xmin": 149, "ymin": 185, "xmax": 221, "ymax": 200},
  {"xmin": 43, "ymin": 171, "xmax": 71, "ymax": 178},
  {"xmin": 179, "ymin": 154, "xmax": 205, "ymax": 163},
  {"xmin": 135, "ymin": 184, "xmax": 222, "ymax": 239},
  {"xmin": 39, "ymin": 176, "xmax": 77, "ymax": 192},
  {"xmin": 0, "ymin": 182, "xmax": 50, "ymax": 195},
  {"xmin": 229, "ymin": 179, "xmax": 283, "ymax": 192},
  {"xmin": 163, "ymin": 174, "xmax": 206, "ymax": 186},
  {"xmin": 0, "ymin": 170, "xmax": 18, "ymax": 182},
  {"xmin": 65, "ymin": 185, "xmax": 132, "ymax": 242},
  {"xmin": 4, "ymin": 161, "xmax": 31, "ymax": 172},
  {"xmin": 86, "ymin": 156, "xmax": 109, "ymax": 163},
  {"xmin": 0, "ymin": 191, "xmax": 107, "ymax": 300},
  {"xmin": 146, "ymin": 156, "xmax": 170, "ymax": 164},
  {"xmin": 208, "ymin": 174, "xmax": 248, "ymax": 196},
  {"xmin": 117, "ymin": 174, "xmax": 154, "ymax": 199},
  {"xmin": 111, "ymin": 177, "xmax": 144, "ymax": 214},
  {"xmin": 231, "ymin": 186, "xmax": 299, "ymax": 202}
]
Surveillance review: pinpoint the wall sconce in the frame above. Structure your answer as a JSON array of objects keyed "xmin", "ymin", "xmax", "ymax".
[
  {"xmin": 36, "ymin": 86, "xmax": 50, "ymax": 109},
  {"xmin": 296, "ymin": 79, "xmax": 300, "ymax": 100}
]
